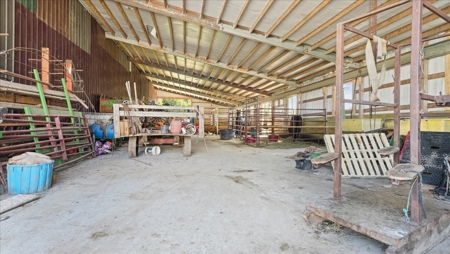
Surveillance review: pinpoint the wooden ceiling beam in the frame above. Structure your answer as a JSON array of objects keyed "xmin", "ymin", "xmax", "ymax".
[
  {"xmin": 282, "ymin": 58, "xmax": 320, "ymax": 79},
  {"xmin": 249, "ymin": 0, "xmax": 274, "ymax": 34},
  {"xmin": 206, "ymin": 30, "xmax": 217, "ymax": 60},
  {"xmin": 131, "ymin": 45, "xmax": 143, "ymax": 61},
  {"xmin": 257, "ymin": 50, "xmax": 290, "ymax": 73},
  {"xmin": 233, "ymin": 0, "xmax": 250, "ymax": 29},
  {"xmin": 149, "ymin": 76, "xmax": 245, "ymax": 101},
  {"xmin": 199, "ymin": 0, "xmax": 206, "ymax": 19},
  {"xmin": 167, "ymin": 17, "xmax": 175, "ymax": 50},
  {"xmin": 195, "ymin": 26, "xmax": 203, "ymax": 58},
  {"xmin": 281, "ymin": 0, "xmax": 331, "ymax": 42},
  {"xmin": 216, "ymin": 35, "xmax": 233, "ymax": 63},
  {"xmin": 153, "ymin": 51, "xmax": 161, "ymax": 65},
  {"xmin": 133, "ymin": 7, "xmax": 152, "ymax": 45},
  {"xmin": 163, "ymin": 53, "xmax": 169, "ymax": 67},
  {"xmin": 134, "ymin": 58, "xmax": 273, "ymax": 96},
  {"xmin": 324, "ymin": 0, "xmax": 437, "ymax": 54},
  {"xmin": 115, "ymin": 2, "xmax": 139, "ymax": 41},
  {"xmin": 246, "ymin": 46, "xmax": 276, "ymax": 70},
  {"xmin": 217, "ymin": 0, "xmax": 228, "ymax": 23},
  {"xmin": 311, "ymin": 0, "xmax": 399, "ymax": 51},
  {"xmin": 237, "ymin": 42, "xmax": 262, "ymax": 68},
  {"xmin": 112, "ymin": 0, "xmax": 337, "ymax": 63},
  {"xmin": 99, "ymin": 0, "xmax": 127, "ymax": 38},
  {"xmin": 118, "ymin": 42, "xmax": 133, "ymax": 57},
  {"xmin": 343, "ymin": 5, "xmax": 450, "ymax": 57},
  {"xmin": 109, "ymin": 35, "xmax": 296, "ymax": 85},
  {"xmin": 150, "ymin": 12, "xmax": 163, "ymax": 47},
  {"xmin": 85, "ymin": 0, "xmax": 115, "ymax": 35},
  {"xmin": 295, "ymin": 0, "xmax": 365, "ymax": 46},
  {"xmin": 152, "ymin": 82, "xmax": 237, "ymax": 106},
  {"xmin": 183, "ymin": 21, "xmax": 186, "ymax": 54},
  {"xmin": 265, "ymin": 0, "xmax": 302, "ymax": 38},
  {"xmin": 267, "ymin": 54, "xmax": 303, "ymax": 76},
  {"xmin": 226, "ymin": 38, "xmax": 247, "ymax": 65}
]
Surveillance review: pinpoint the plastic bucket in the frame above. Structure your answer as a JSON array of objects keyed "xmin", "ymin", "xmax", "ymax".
[
  {"xmin": 170, "ymin": 118, "xmax": 182, "ymax": 134},
  {"xmin": 219, "ymin": 129, "xmax": 235, "ymax": 140},
  {"xmin": 7, "ymin": 161, "xmax": 54, "ymax": 194}
]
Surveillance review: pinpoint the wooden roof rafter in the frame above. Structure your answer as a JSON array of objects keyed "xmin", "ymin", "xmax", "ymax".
[
  {"xmin": 249, "ymin": 0, "xmax": 274, "ymax": 34},
  {"xmin": 281, "ymin": 58, "xmax": 320, "ymax": 79},
  {"xmin": 99, "ymin": 0, "xmax": 127, "ymax": 38},
  {"xmin": 206, "ymin": 30, "xmax": 217, "ymax": 60},
  {"xmin": 132, "ymin": 6, "xmax": 152, "ymax": 45},
  {"xmin": 115, "ymin": 1, "xmax": 139, "ymax": 41},
  {"xmin": 281, "ymin": 0, "xmax": 332, "ymax": 42},
  {"xmin": 195, "ymin": 26, "xmax": 203, "ymax": 58},
  {"xmin": 112, "ymin": 0, "xmax": 337, "ymax": 63},
  {"xmin": 233, "ymin": 0, "xmax": 250, "ymax": 29},
  {"xmin": 85, "ymin": 0, "xmax": 115, "ymax": 35},
  {"xmin": 216, "ymin": 35, "xmax": 233, "ymax": 63},
  {"xmin": 295, "ymin": 0, "xmax": 365, "ymax": 46},
  {"xmin": 167, "ymin": 16, "xmax": 175, "ymax": 50},
  {"xmin": 150, "ymin": 11, "xmax": 163, "ymax": 48},
  {"xmin": 226, "ymin": 38, "xmax": 247, "ymax": 65},
  {"xmin": 267, "ymin": 54, "xmax": 303, "ymax": 76},
  {"xmin": 133, "ymin": 58, "xmax": 272, "ymax": 96},
  {"xmin": 257, "ymin": 50, "xmax": 290, "ymax": 73},
  {"xmin": 246, "ymin": 46, "xmax": 276, "ymax": 70},
  {"xmin": 237, "ymin": 42, "xmax": 262, "ymax": 69},
  {"xmin": 217, "ymin": 0, "xmax": 228, "ymax": 23},
  {"xmin": 265, "ymin": 0, "xmax": 302, "ymax": 38},
  {"xmin": 152, "ymin": 85, "xmax": 236, "ymax": 107},
  {"xmin": 148, "ymin": 76, "xmax": 246, "ymax": 102}
]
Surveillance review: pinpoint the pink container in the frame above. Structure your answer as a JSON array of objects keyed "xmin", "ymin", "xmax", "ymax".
[{"xmin": 170, "ymin": 118, "xmax": 182, "ymax": 134}]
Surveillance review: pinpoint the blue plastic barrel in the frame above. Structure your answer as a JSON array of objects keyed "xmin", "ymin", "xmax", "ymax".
[
  {"xmin": 105, "ymin": 124, "xmax": 114, "ymax": 139},
  {"xmin": 7, "ymin": 161, "xmax": 54, "ymax": 194},
  {"xmin": 90, "ymin": 124, "xmax": 103, "ymax": 139}
]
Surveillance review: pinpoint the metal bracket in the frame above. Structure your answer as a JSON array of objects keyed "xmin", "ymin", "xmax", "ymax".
[{"xmin": 421, "ymin": 92, "xmax": 450, "ymax": 106}]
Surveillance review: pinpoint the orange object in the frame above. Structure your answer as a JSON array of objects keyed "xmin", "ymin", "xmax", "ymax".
[{"xmin": 170, "ymin": 118, "xmax": 182, "ymax": 134}]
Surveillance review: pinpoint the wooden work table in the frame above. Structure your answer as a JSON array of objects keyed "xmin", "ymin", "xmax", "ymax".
[{"xmin": 127, "ymin": 134, "xmax": 193, "ymax": 158}]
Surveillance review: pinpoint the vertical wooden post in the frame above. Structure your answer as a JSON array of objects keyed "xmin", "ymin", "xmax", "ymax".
[
  {"xmin": 358, "ymin": 77, "xmax": 363, "ymax": 119},
  {"xmin": 41, "ymin": 47, "xmax": 50, "ymax": 89},
  {"xmin": 198, "ymin": 106, "xmax": 205, "ymax": 138},
  {"xmin": 409, "ymin": 0, "xmax": 423, "ymax": 224},
  {"xmin": 444, "ymin": 51, "xmax": 450, "ymax": 111},
  {"xmin": 322, "ymin": 87, "xmax": 327, "ymax": 113},
  {"xmin": 351, "ymin": 79, "xmax": 357, "ymax": 117},
  {"xmin": 334, "ymin": 22, "xmax": 345, "ymax": 199},
  {"xmin": 65, "ymin": 60, "xmax": 73, "ymax": 92},
  {"xmin": 422, "ymin": 42, "xmax": 429, "ymax": 113},
  {"xmin": 394, "ymin": 47, "xmax": 401, "ymax": 166}
]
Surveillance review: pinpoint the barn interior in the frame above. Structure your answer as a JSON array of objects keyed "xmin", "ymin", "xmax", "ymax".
[{"xmin": 1, "ymin": 0, "xmax": 450, "ymax": 253}]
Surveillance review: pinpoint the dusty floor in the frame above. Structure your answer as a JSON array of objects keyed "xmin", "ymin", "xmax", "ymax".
[{"xmin": 0, "ymin": 136, "xmax": 449, "ymax": 253}]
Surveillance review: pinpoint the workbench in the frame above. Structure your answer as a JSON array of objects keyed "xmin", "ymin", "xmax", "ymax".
[
  {"xmin": 112, "ymin": 104, "xmax": 204, "ymax": 158},
  {"xmin": 127, "ymin": 133, "xmax": 192, "ymax": 158}
]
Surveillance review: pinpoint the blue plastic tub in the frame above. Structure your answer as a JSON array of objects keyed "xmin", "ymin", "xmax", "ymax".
[{"xmin": 7, "ymin": 161, "xmax": 54, "ymax": 194}]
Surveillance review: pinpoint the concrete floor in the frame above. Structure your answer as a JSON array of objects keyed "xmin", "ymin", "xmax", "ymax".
[{"xmin": 0, "ymin": 137, "xmax": 449, "ymax": 253}]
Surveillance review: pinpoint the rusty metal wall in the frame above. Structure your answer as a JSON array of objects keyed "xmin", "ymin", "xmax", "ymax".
[
  {"xmin": 0, "ymin": 0, "xmax": 15, "ymax": 80},
  {"xmin": 12, "ymin": 0, "xmax": 147, "ymax": 112}
]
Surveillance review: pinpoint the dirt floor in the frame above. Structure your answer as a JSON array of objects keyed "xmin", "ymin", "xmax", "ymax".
[{"xmin": 1, "ymin": 136, "xmax": 449, "ymax": 253}]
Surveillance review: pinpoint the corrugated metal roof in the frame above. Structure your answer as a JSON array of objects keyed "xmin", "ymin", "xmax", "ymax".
[{"xmin": 77, "ymin": 0, "xmax": 450, "ymax": 106}]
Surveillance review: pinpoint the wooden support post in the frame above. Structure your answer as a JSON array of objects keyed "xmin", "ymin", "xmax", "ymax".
[
  {"xmin": 128, "ymin": 136, "xmax": 138, "ymax": 158},
  {"xmin": 65, "ymin": 60, "xmax": 73, "ymax": 92},
  {"xmin": 183, "ymin": 135, "xmax": 191, "ymax": 157},
  {"xmin": 332, "ymin": 85, "xmax": 336, "ymax": 116},
  {"xmin": 197, "ymin": 106, "xmax": 205, "ymax": 138},
  {"xmin": 113, "ymin": 104, "xmax": 121, "ymax": 139},
  {"xmin": 41, "ymin": 48, "xmax": 50, "ymax": 89},
  {"xmin": 358, "ymin": 77, "xmax": 363, "ymax": 119},
  {"xmin": 334, "ymin": 22, "xmax": 345, "ymax": 199},
  {"xmin": 351, "ymin": 79, "xmax": 357, "ymax": 117},
  {"xmin": 409, "ymin": 0, "xmax": 423, "ymax": 224},
  {"xmin": 393, "ymin": 47, "xmax": 401, "ymax": 166},
  {"xmin": 422, "ymin": 43, "xmax": 429, "ymax": 113},
  {"xmin": 444, "ymin": 51, "xmax": 450, "ymax": 111}
]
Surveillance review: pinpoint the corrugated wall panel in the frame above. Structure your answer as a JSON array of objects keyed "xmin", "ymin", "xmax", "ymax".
[
  {"xmin": 0, "ymin": 0, "xmax": 15, "ymax": 79},
  {"xmin": 13, "ymin": 1, "xmax": 145, "ymax": 112}
]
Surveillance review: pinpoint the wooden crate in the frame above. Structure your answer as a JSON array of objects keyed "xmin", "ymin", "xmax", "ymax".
[{"xmin": 324, "ymin": 133, "xmax": 393, "ymax": 177}]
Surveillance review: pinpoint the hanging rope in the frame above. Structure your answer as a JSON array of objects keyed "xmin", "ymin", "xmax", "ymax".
[{"xmin": 403, "ymin": 173, "xmax": 427, "ymax": 222}]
